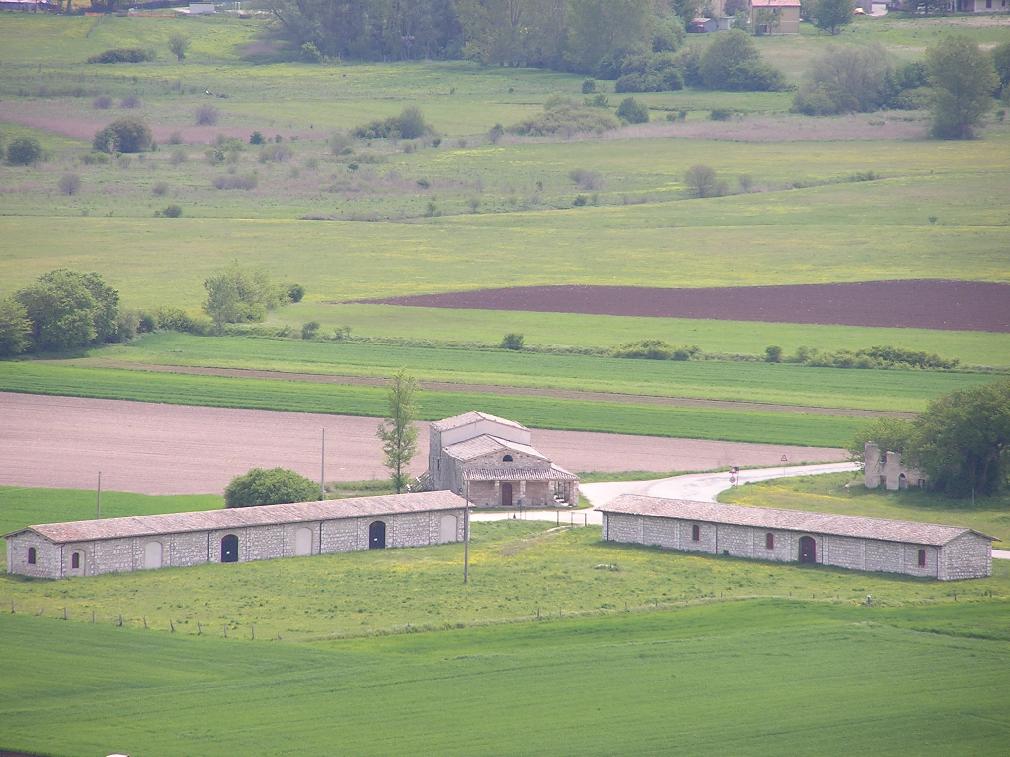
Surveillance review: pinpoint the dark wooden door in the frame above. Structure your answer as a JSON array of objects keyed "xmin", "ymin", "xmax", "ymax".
[
  {"xmin": 501, "ymin": 482, "xmax": 513, "ymax": 507},
  {"xmin": 369, "ymin": 520, "xmax": 386, "ymax": 549},
  {"xmin": 221, "ymin": 534, "xmax": 239, "ymax": 563},
  {"xmin": 799, "ymin": 536, "xmax": 816, "ymax": 564}
]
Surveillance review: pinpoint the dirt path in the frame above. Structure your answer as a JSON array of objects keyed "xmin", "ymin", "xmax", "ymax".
[
  {"xmin": 0, "ymin": 392, "xmax": 847, "ymax": 495},
  {"xmin": 71, "ymin": 360, "xmax": 913, "ymax": 418}
]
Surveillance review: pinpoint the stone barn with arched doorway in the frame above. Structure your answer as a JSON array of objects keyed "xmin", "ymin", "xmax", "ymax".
[
  {"xmin": 5, "ymin": 491, "xmax": 467, "ymax": 579},
  {"xmin": 599, "ymin": 495, "xmax": 996, "ymax": 580}
]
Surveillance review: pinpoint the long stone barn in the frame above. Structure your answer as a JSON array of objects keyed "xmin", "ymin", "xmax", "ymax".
[
  {"xmin": 5, "ymin": 491, "xmax": 467, "ymax": 579},
  {"xmin": 599, "ymin": 495, "xmax": 996, "ymax": 580}
]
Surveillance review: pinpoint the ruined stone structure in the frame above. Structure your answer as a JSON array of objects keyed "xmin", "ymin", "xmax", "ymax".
[
  {"xmin": 425, "ymin": 411, "xmax": 579, "ymax": 507},
  {"xmin": 600, "ymin": 495, "xmax": 995, "ymax": 580},
  {"xmin": 864, "ymin": 442, "xmax": 928, "ymax": 491},
  {"xmin": 5, "ymin": 491, "xmax": 466, "ymax": 579}
]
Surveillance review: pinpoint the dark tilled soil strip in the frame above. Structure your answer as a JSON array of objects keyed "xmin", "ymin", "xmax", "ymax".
[
  {"xmin": 73, "ymin": 360, "xmax": 916, "ymax": 418},
  {"xmin": 355, "ymin": 280, "xmax": 1010, "ymax": 333}
]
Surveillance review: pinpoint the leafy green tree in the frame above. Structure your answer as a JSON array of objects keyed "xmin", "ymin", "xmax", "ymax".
[
  {"xmin": 566, "ymin": 0, "xmax": 654, "ymax": 74},
  {"xmin": 6, "ymin": 136, "xmax": 43, "ymax": 165},
  {"xmin": 616, "ymin": 96, "xmax": 649, "ymax": 123},
  {"xmin": 93, "ymin": 117, "xmax": 153, "ymax": 153},
  {"xmin": 991, "ymin": 40, "xmax": 1010, "ymax": 95},
  {"xmin": 811, "ymin": 0, "xmax": 853, "ymax": 35},
  {"xmin": 914, "ymin": 381, "xmax": 1010, "ymax": 497},
  {"xmin": 793, "ymin": 44, "xmax": 894, "ymax": 115},
  {"xmin": 699, "ymin": 30, "xmax": 784, "ymax": 92},
  {"xmin": 224, "ymin": 467, "xmax": 320, "ymax": 508},
  {"xmin": 203, "ymin": 265, "xmax": 282, "ymax": 329},
  {"xmin": 851, "ymin": 381, "xmax": 1010, "ymax": 497},
  {"xmin": 926, "ymin": 35, "xmax": 999, "ymax": 140},
  {"xmin": 683, "ymin": 164, "xmax": 721, "ymax": 198},
  {"xmin": 169, "ymin": 33, "xmax": 191, "ymax": 62},
  {"xmin": 376, "ymin": 369, "xmax": 419, "ymax": 494},
  {"xmin": 15, "ymin": 269, "xmax": 120, "ymax": 352},
  {"xmin": 0, "ymin": 298, "xmax": 32, "ymax": 356}
]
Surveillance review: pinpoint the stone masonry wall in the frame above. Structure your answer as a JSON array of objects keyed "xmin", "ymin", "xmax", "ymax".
[
  {"xmin": 8, "ymin": 508, "xmax": 466, "ymax": 579},
  {"xmin": 7, "ymin": 531, "xmax": 62, "ymax": 579},
  {"xmin": 940, "ymin": 533, "xmax": 992, "ymax": 580},
  {"xmin": 603, "ymin": 514, "xmax": 981, "ymax": 580}
]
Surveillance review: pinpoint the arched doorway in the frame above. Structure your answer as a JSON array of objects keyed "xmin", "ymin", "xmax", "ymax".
[
  {"xmin": 143, "ymin": 541, "xmax": 163, "ymax": 569},
  {"xmin": 369, "ymin": 520, "xmax": 386, "ymax": 549},
  {"xmin": 798, "ymin": 536, "xmax": 817, "ymax": 564},
  {"xmin": 501, "ymin": 482, "xmax": 513, "ymax": 507},
  {"xmin": 221, "ymin": 534, "xmax": 239, "ymax": 563},
  {"xmin": 439, "ymin": 514, "xmax": 458, "ymax": 543},
  {"xmin": 294, "ymin": 527, "xmax": 313, "ymax": 556}
]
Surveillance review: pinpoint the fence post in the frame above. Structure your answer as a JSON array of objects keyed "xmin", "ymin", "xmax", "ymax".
[
  {"xmin": 63, "ymin": 607, "xmax": 68, "ymax": 620},
  {"xmin": 251, "ymin": 624, "xmax": 255, "ymax": 641},
  {"xmin": 223, "ymin": 625, "xmax": 227, "ymax": 638},
  {"xmin": 197, "ymin": 621, "xmax": 203, "ymax": 635},
  {"xmin": 170, "ymin": 619, "xmax": 175, "ymax": 633},
  {"xmin": 116, "ymin": 614, "xmax": 123, "ymax": 627},
  {"xmin": 10, "ymin": 600, "xmax": 15, "ymax": 614}
]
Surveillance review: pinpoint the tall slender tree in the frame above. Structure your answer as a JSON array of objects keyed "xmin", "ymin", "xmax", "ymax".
[
  {"xmin": 926, "ymin": 35, "xmax": 999, "ymax": 140},
  {"xmin": 377, "ymin": 369, "xmax": 419, "ymax": 493}
]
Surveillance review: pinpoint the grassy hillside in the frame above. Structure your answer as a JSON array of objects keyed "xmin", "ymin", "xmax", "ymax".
[{"xmin": 3, "ymin": 599, "xmax": 1009, "ymax": 756}]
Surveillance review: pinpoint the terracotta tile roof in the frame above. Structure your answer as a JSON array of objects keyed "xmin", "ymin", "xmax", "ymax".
[
  {"xmin": 431, "ymin": 411, "xmax": 528, "ymax": 432},
  {"xmin": 445, "ymin": 435, "xmax": 548, "ymax": 463},
  {"xmin": 8, "ymin": 491, "xmax": 467, "ymax": 545},
  {"xmin": 599, "ymin": 495, "xmax": 998, "ymax": 547},
  {"xmin": 463, "ymin": 464, "xmax": 579, "ymax": 482}
]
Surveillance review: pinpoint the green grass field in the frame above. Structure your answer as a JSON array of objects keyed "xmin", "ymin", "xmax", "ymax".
[
  {"xmin": 72, "ymin": 332, "xmax": 1005, "ymax": 410},
  {"xmin": 3, "ymin": 598, "xmax": 1010, "ymax": 756},
  {"xmin": 0, "ymin": 360, "xmax": 865, "ymax": 446},
  {"xmin": 721, "ymin": 472, "xmax": 1010, "ymax": 544}
]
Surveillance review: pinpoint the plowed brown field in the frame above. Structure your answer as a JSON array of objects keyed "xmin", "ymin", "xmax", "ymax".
[
  {"xmin": 359, "ymin": 280, "xmax": 1010, "ymax": 332},
  {"xmin": 0, "ymin": 393, "xmax": 845, "ymax": 495}
]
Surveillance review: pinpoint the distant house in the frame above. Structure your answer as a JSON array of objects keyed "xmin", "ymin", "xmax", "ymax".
[
  {"xmin": 863, "ymin": 442, "xmax": 927, "ymax": 491},
  {"xmin": 599, "ymin": 494, "xmax": 996, "ymax": 580},
  {"xmin": 688, "ymin": 17, "xmax": 719, "ymax": 33},
  {"xmin": 424, "ymin": 411, "xmax": 579, "ymax": 508},
  {"xmin": 5, "ymin": 491, "xmax": 466, "ymax": 579},
  {"xmin": 749, "ymin": 0, "xmax": 801, "ymax": 33}
]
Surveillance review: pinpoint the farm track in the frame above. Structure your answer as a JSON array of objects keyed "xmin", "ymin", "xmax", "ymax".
[
  {"xmin": 0, "ymin": 392, "xmax": 846, "ymax": 495},
  {"xmin": 70, "ymin": 359, "xmax": 916, "ymax": 419}
]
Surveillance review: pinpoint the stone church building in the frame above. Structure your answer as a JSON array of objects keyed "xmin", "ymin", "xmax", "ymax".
[
  {"xmin": 424, "ymin": 411, "xmax": 579, "ymax": 507},
  {"xmin": 600, "ymin": 494, "xmax": 995, "ymax": 580},
  {"xmin": 6, "ymin": 491, "xmax": 466, "ymax": 579}
]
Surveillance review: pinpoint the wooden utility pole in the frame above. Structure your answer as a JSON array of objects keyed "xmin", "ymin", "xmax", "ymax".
[
  {"xmin": 463, "ymin": 478, "xmax": 470, "ymax": 584},
  {"xmin": 320, "ymin": 428, "xmax": 326, "ymax": 497}
]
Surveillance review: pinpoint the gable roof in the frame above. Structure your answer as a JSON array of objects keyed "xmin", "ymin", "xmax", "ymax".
[
  {"xmin": 6, "ymin": 491, "xmax": 466, "ymax": 545},
  {"xmin": 464, "ymin": 463, "xmax": 579, "ymax": 483},
  {"xmin": 444, "ymin": 435, "xmax": 548, "ymax": 463},
  {"xmin": 431, "ymin": 411, "xmax": 528, "ymax": 432},
  {"xmin": 599, "ymin": 495, "xmax": 998, "ymax": 547}
]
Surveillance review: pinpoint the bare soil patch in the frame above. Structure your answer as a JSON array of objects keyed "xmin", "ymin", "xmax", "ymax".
[
  {"xmin": 359, "ymin": 280, "xmax": 1010, "ymax": 333},
  {"xmin": 0, "ymin": 392, "xmax": 845, "ymax": 495}
]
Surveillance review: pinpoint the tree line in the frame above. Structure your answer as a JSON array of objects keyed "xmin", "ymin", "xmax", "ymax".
[{"xmin": 269, "ymin": 0, "xmax": 694, "ymax": 73}]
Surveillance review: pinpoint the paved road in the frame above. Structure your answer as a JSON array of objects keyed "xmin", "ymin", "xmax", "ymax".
[
  {"xmin": 472, "ymin": 462, "xmax": 1010, "ymax": 561},
  {"xmin": 472, "ymin": 462, "xmax": 858, "ymax": 527}
]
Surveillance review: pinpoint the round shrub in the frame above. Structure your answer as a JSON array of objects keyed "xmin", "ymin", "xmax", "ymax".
[
  {"xmin": 6, "ymin": 137, "xmax": 43, "ymax": 165},
  {"xmin": 162, "ymin": 204, "xmax": 182, "ymax": 218},
  {"xmin": 93, "ymin": 117, "xmax": 153, "ymax": 153},
  {"xmin": 616, "ymin": 97, "xmax": 649, "ymax": 124},
  {"xmin": 224, "ymin": 467, "xmax": 320, "ymax": 508}
]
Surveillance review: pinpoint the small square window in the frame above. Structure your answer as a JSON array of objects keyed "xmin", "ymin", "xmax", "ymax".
[{"xmin": 691, "ymin": 524, "xmax": 700, "ymax": 542}]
